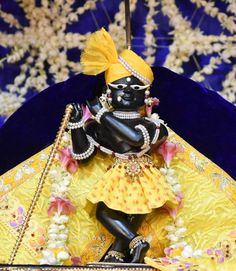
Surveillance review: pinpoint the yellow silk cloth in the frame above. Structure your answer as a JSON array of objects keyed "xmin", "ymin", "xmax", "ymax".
[
  {"xmin": 87, "ymin": 156, "xmax": 178, "ymax": 214},
  {"xmin": 0, "ymin": 130, "xmax": 236, "ymax": 270}
]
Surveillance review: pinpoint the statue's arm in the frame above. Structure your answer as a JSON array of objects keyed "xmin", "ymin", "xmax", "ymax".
[
  {"xmin": 68, "ymin": 103, "xmax": 94, "ymax": 159},
  {"xmin": 86, "ymin": 98, "xmax": 145, "ymax": 147}
]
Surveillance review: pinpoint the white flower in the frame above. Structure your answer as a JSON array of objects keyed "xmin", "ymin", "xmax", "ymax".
[
  {"xmin": 172, "ymin": 184, "xmax": 182, "ymax": 193},
  {"xmin": 203, "ymin": 66, "xmax": 213, "ymax": 75},
  {"xmin": 166, "ymin": 176, "xmax": 177, "ymax": 185},
  {"xmin": 58, "ymin": 233, "xmax": 68, "ymax": 240},
  {"xmin": 41, "ymin": 249, "xmax": 58, "ymax": 264},
  {"xmin": 193, "ymin": 249, "xmax": 202, "ymax": 257},
  {"xmin": 58, "ymin": 224, "xmax": 66, "ymax": 230},
  {"xmin": 175, "ymin": 218, "xmax": 184, "ymax": 226},
  {"xmin": 52, "ymin": 214, "xmax": 69, "ymax": 224},
  {"xmin": 167, "ymin": 234, "xmax": 179, "ymax": 242},
  {"xmin": 173, "ymin": 241, "xmax": 187, "ymax": 248},
  {"xmin": 181, "ymin": 245, "xmax": 193, "ymax": 258},
  {"xmin": 57, "ymin": 251, "xmax": 70, "ymax": 260},
  {"xmin": 48, "ymin": 233, "xmax": 58, "ymax": 240},
  {"xmin": 160, "ymin": 167, "xmax": 168, "ymax": 175},
  {"xmin": 175, "ymin": 227, "xmax": 187, "ymax": 236},
  {"xmin": 165, "ymin": 225, "xmax": 176, "ymax": 232},
  {"xmin": 48, "ymin": 228, "xmax": 59, "ymax": 234},
  {"xmin": 54, "ymin": 240, "xmax": 66, "ymax": 247}
]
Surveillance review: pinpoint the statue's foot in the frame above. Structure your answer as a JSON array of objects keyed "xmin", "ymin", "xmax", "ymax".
[
  {"xmin": 104, "ymin": 250, "xmax": 125, "ymax": 263},
  {"xmin": 129, "ymin": 236, "xmax": 150, "ymax": 263}
]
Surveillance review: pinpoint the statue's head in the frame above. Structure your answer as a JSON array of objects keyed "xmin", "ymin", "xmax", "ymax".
[
  {"xmin": 81, "ymin": 28, "xmax": 154, "ymax": 112},
  {"xmin": 107, "ymin": 76, "xmax": 150, "ymax": 111}
]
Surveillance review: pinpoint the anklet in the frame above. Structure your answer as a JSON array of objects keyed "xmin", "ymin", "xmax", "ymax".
[
  {"xmin": 104, "ymin": 250, "xmax": 125, "ymax": 262},
  {"xmin": 129, "ymin": 236, "xmax": 148, "ymax": 254}
]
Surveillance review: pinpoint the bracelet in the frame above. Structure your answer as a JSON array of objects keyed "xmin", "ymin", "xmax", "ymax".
[
  {"xmin": 71, "ymin": 136, "xmax": 95, "ymax": 160},
  {"xmin": 67, "ymin": 119, "xmax": 84, "ymax": 129},
  {"xmin": 135, "ymin": 124, "xmax": 150, "ymax": 149},
  {"xmin": 95, "ymin": 107, "xmax": 108, "ymax": 124},
  {"xmin": 129, "ymin": 236, "xmax": 148, "ymax": 254}
]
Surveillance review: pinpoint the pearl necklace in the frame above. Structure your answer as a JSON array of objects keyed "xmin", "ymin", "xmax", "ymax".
[{"xmin": 113, "ymin": 111, "xmax": 141, "ymax": 119}]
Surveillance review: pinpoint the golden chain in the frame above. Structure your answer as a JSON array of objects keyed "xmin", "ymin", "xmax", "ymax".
[{"xmin": 8, "ymin": 104, "xmax": 73, "ymax": 264}]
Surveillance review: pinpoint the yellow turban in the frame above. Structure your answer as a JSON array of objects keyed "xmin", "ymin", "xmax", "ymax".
[{"xmin": 80, "ymin": 28, "xmax": 154, "ymax": 85}]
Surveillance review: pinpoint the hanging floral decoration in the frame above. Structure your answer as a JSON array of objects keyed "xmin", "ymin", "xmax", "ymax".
[{"xmin": 39, "ymin": 131, "xmax": 78, "ymax": 265}]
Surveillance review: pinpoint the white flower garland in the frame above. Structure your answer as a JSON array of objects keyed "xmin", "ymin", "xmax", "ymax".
[
  {"xmin": 0, "ymin": 0, "xmax": 97, "ymax": 117},
  {"xmin": 142, "ymin": 0, "xmax": 159, "ymax": 65},
  {"xmin": 224, "ymin": 0, "xmax": 236, "ymax": 16},
  {"xmin": 39, "ymin": 132, "xmax": 73, "ymax": 265},
  {"xmin": 0, "ymin": 0, "xmax": 235, "ymax": 118},
  {"xmin": 165, "ymin": 217, "xmax": 203, "ymax": 258},
  {"xmin": 39, "ymin": 168, "xmax": 72, "ymax": 265},
  {"xmin": 0, "ymin": 91, "xmax": 25, "ymax": 117},
  {"xmin": 161, "ymin": 0, "xmax": 236, "ymax": 105},
  {"xmin": 220, "ymin": 64, "xmax": 236, "ymax": 105},
  {"xmin": 159, "ymin": 146, "xmax": 203, "ymax": 259},
  {"xmin": 190, "ymin": 0, "xmax": 236, "ymax": 33}
]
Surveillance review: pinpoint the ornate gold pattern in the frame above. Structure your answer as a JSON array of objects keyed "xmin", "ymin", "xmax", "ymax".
[{"xmin": 8, "ymin": 105, "xmax": 73, "ymax": 264}]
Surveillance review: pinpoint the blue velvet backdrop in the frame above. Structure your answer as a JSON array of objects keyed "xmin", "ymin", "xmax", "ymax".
[{"xmin": 0, "ymin": 0, "xmax": 235, "ymax": 126}]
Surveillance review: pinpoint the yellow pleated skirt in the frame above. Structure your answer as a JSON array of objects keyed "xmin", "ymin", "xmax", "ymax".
[{"xmin": 87, "ymin": 155, "xmax": 178, "ymax": 214}]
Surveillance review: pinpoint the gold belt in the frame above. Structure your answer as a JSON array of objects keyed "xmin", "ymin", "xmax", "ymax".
[{"xmin": 110, "ymin": 155, "xmax": 157, "ymax": 180}]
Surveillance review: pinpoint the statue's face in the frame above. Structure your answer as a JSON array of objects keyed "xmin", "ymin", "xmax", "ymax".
[{"xmin": 108, "ymin": 76, "xmax": 150, "ymax": 111}]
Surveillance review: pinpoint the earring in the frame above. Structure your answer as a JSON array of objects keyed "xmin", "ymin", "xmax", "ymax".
[
  {"xmin": 144, "ymin": 87, "xmax": 151, "ymax": 105},
  {"xmin": 106, "ymin": 87, "xmax": 112, "ymax": 103}
]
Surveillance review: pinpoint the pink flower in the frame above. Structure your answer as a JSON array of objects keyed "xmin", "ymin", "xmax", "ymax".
[
  {"xmin": 163, "ymin": 192, "xmax": 184, "ymax": 219},
  {"xmin": 146, "ymin": 97, "xmax": 160, "ymax": 117},
  {"xmin": 71, "ymin": 256, "xmax": 82, "ymax": 265},
  {"xmin": 164, "ymin": 247, "xmax": 173, "ymax": 256},
  {"xmin": 48, "ymin": 197, "xmax": 76, "ymax": 216},
  {"xmin": 163, "ymin": 205, "xmax": 178, "ymax": 219},
  {"xmin": 157, "ymin": 141, "xmax": 184, "ymax": 167},
  {"xmin": 81, "ymin": 104, "xmax": 92, "ymax": 122},
  {"xmin": 58, "ymin": 147, "xmax": 79, "ymax": 174}
]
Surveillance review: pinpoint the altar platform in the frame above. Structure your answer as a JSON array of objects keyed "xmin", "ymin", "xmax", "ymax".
[{"xmin": 0, "ymin": 263, "xmax": 156, "ymax": 271}]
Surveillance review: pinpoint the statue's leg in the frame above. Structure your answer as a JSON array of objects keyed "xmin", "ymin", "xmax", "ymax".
[
  {"xmin": 104, "ymin": 214, "xmax": 146, "ymax": 262},
  {"xmin": 96, "ymin": 202, "xmax": 149, "ymax": 263}
]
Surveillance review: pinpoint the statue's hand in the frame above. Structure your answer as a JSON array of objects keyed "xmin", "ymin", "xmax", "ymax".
[
  {"xmin": 86, "ymin": 97, "xmax": 103, "ymax": 116},
  {"xmin": 69, "ymin": 103, "xmax": 83, "ymax": 122}
]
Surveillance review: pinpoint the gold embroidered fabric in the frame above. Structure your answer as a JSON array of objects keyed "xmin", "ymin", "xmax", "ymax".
[{"xmin": 0, "ymin": 129, "xmax": 236, "ymax": 270}]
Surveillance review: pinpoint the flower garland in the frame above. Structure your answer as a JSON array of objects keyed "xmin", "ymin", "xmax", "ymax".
[
  {"xmin": 155, "ymin": 133, "xmax": 236, "ymax": 268},
  {"xmin": 161, "ymin": 0, "xmax": 236, "ymax": 105},
  {"xmin": 142, "ymin": 0, "xmax": 159, "ymax": 65},
  {"xmin": 224, "ymin": 0, "xmax": 236, "ymax": 16},
  {"xmin": 162, "ymin": 0, "xmax": 236, "ymax": 75},
  {"xmin": 220, "ymin": 64, "xmax": 236, "ymax": 105},
  {"xmin": 39, "ymin": 131, "xmax": 78, "ymax": 265},
  {"xmin": 0, "ymin": 0, "xmax": 97, "ymax": 117},
  {"xmin": 156, "ymin": 137, "xmax": 204, "ymax": 259},
  {"xmin": 190, "ymin": 0, "xmax": 236, "ymax": 33},
  {"xmin": 191, "ymin": 43, "xmax": 236, "ymax": 83}
]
